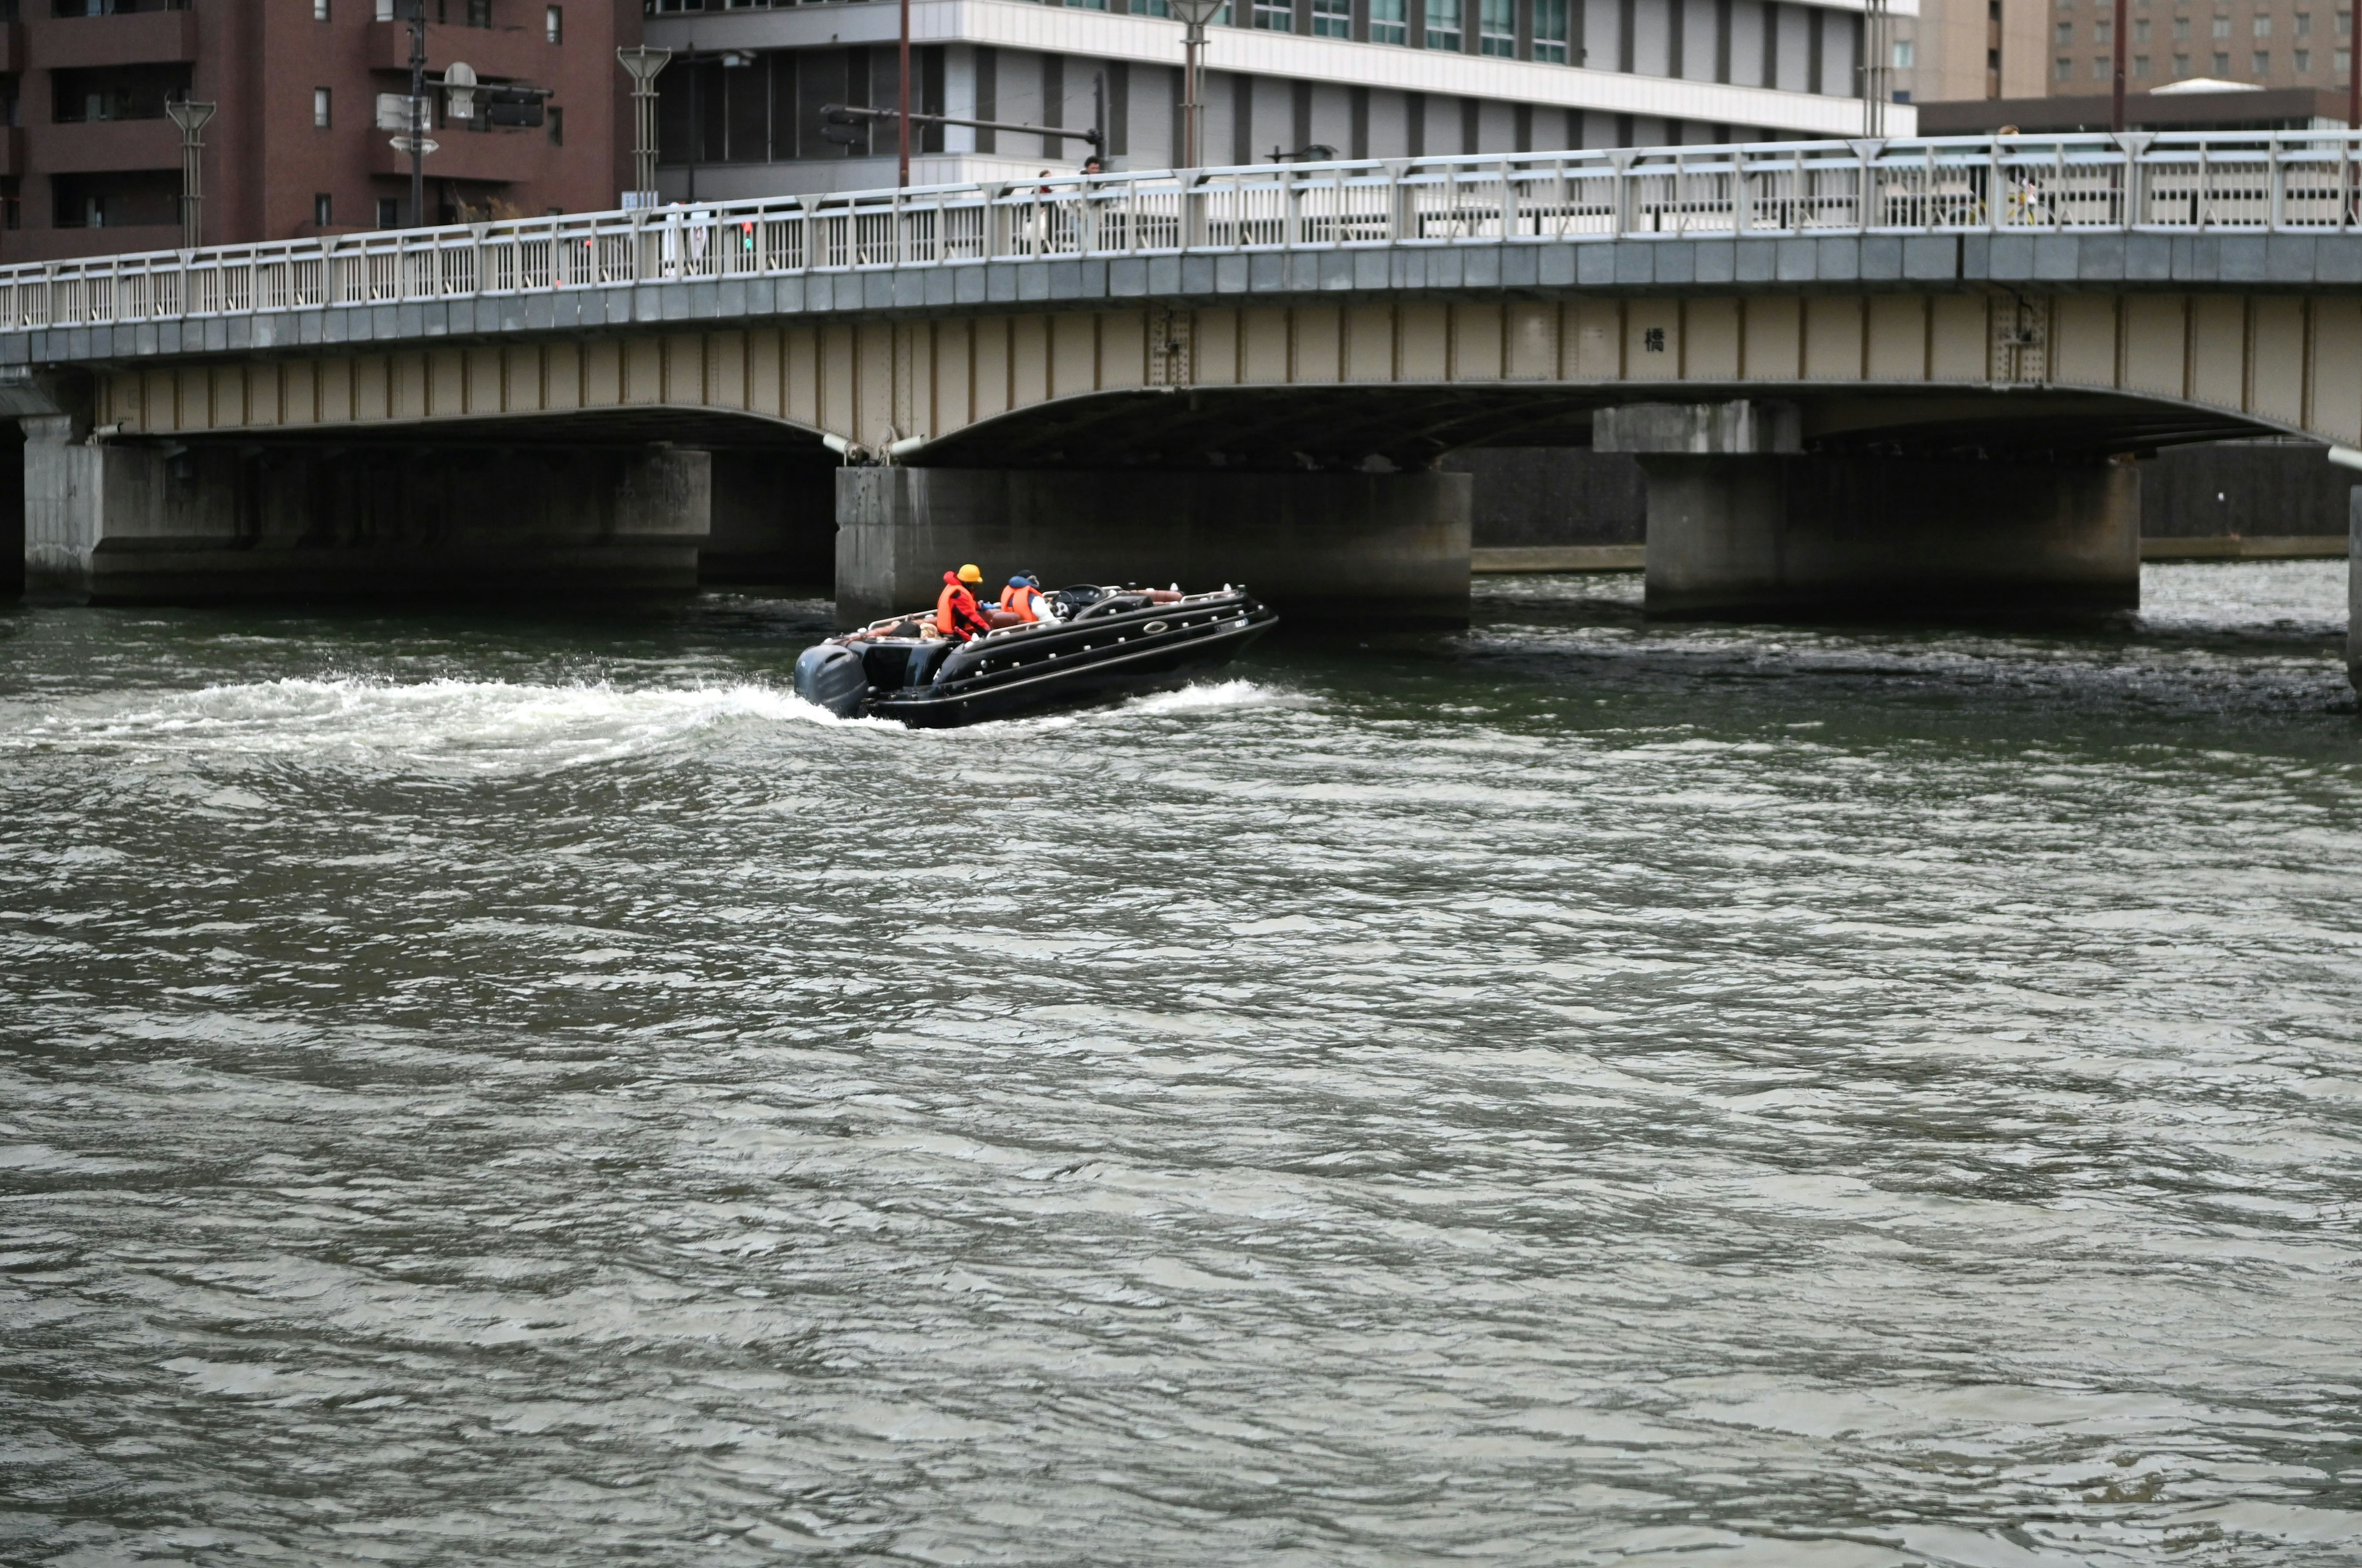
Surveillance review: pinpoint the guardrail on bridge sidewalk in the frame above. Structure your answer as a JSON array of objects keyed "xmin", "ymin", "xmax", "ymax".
[{"xmin": 4, "ymin": 132, "xmax": 2361, "ymax": 335}]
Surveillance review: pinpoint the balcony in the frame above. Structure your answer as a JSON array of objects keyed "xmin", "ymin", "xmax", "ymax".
[
  {"xmin": 33, "ymin": 8, "xmax": 198, "ymax": 68},
  {"xmin": 1, "ymin": 221, "xmax": 181, "ymax": 265},
  {"xmin": 28, "ymin": 116, "xmax": 179, "ymax": 174},
  {"xmin": 370, "ymin": 19, "xmax": 553, "ymax": 83}
]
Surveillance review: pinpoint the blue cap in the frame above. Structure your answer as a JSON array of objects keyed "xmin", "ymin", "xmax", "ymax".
[{"xmin": 1009, "ymin": 576, "xmax": 1030, "ymax": 587}]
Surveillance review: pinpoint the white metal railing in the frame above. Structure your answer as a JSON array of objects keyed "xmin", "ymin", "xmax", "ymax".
[{"xmin": 6, "ymin": 133, "xmax": 2360, "ymax": 336}]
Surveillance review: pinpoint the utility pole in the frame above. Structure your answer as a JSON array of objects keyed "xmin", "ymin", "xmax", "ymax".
[
  {"xmin": 165, "ymin": 98, "xmax": 215, "ymax": 249},
  {"xmin": 2350, "ymin": 7, "xmax": 2360, "ymax": 130},
  {"xmin": 897, "ymin": 0, "xmax": 912, "ymax": 186},
  {"xmin": 2110, "ymin": 0, "xmax": 2129, "ymax": 132},
  {"xmin": 408, "ymin": 0, "xmax": 427, "ymax": 226}
]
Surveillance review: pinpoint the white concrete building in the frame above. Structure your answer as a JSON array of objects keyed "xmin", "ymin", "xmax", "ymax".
[{"xmin": 642, "ymin": 0, "xmax": 1917, "ymax": 199}]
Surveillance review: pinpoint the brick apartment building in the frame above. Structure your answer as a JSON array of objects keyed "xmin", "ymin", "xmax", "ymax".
[{"xmin": 0, "ymin": 0, "xmax": 636, "ymax": 266}]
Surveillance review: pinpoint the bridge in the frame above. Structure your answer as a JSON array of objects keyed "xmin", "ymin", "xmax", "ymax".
[{"xmin": 6, "ymin": 132, "xmax": 2360, "ymax": 628}]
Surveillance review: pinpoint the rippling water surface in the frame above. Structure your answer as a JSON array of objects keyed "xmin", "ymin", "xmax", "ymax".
[{"xmin": 3, "ymin": 563, "xmax": 2360, "ymax": 1566}]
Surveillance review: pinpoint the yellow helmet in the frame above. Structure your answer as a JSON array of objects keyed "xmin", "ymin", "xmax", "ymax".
[{"xmin": 956, "ymin": 564, "xmax": 983, "ymax": 584}]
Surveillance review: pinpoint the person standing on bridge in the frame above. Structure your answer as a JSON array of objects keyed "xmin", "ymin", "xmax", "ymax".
[{"xmin": 937, "ymin": 565, "xmax": 995, "ymax": 641}]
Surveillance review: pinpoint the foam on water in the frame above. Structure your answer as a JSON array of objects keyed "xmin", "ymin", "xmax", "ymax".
[{"xmin": 0, "ymin": 674, "xmax": 897, "ymax": 774}]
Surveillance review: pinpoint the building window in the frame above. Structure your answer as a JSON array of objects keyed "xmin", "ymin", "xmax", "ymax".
[
  {"xmin": 2055, "ymin": 53, "xmax": 2073, "ymax": 76},
  {"xmin": 545, "ymin": 4, "xmax": 560, "ymax": 40},
  {"xmin": 376, "ymin": 0, "xmax": 393, "ymax": 18},
  {"xmin": 2295, "ymin": 45, "xmax": 2311, "ymax": 65},
  {"xmin": 2295, "ymin": 10, "xmax": 2312, "ymax": 33},
  {"xmin": 1370, "ymin": 0, "xmax": 1406, "ymax": 43},
  {"xmin": 2173, "ymin": 17, "xmax": 2188, "ymax": 39},
  {"xmin": 1532, "ymin": 0, "xmax": 1567, "ymax": 59},
  {"xmin": 314, "ymin": 87, "xmax": 331, "ymax": 127},
  {"xmin": 314, "ymin": 193, "xmax": 332, "ymax": 225},
  {"xmin": 2133, "ymin": 18, "xmax": 2148, "ymax": 41},
  {"xmin": 2056, "ymin": 20, "xmax": 2072, "ymax": 41},
  {"xmin": 1478, "ymin": 0, "xmax": 1511, "ymax": 53},
  {"xmin": 2341, "ymin": 9, "xmax": 2353, "ymax": 36},
  {"xmin": 2252, "ymin": 47, "xmax": 2269, "ymax": 67},
  {"xmin": 2211, "ymin": 49, "xmax": 2228, "ymax": 69},
  {"xmin": 2134, "ymin": 51, "xmax": 2150, "ymax": 71},
  {"xmin": 1311, "ymin": 0, "xmax": 1347, "ymax": 34},
  {"xmin": 1251, "ymin": 0, "xmax": 1289, "ymax": 28},
  {"xmin": 314, "ymin": 0, "xmax": 328, "ymax": 17},
  {"xmin": 1892, "ymin": 38, "xmax": 1914, "ymax": 65},
  {"xmin": 2173, "ymin": 49, "xmax": 2189, "ymax": 71},
  {"xmin": 2210, "ymin": 15, "xmax": 2228, "ymax": 38},
  {"xmin": 546, "ymin": 104, "xmax": 563, "ymax": 144},
  {"xmin": 2340, "ymin": 45, "xmax": 2353, "ymax": 70},
  {"xmin": 2094, "ymin": 18, "xmax": 2110, "ymax": 42},
  {"xmin": 467, "ymin": 0, "xmax": 490, "ymax": 24},
  {"xmin": 3, "ymin": 197, "xmax": 17, "ymax": 231},
  {"xmin": 1425, "ymin": 0, "xmax": 1461, "ymax": 49},
  {"xmin": 2253, "ymin": 14, "xmax": 2269, "ymax": 34}
]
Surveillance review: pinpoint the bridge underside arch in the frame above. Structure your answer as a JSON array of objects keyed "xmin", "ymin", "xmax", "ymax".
[{"xmin": 910, "ymin": 383, "xmax": 2283, "ymax": 471}]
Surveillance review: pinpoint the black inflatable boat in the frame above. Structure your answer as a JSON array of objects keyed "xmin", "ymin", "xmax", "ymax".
[{"xmin": 793, "ymin": 584, "xmax": 1278, "ymax": 727}]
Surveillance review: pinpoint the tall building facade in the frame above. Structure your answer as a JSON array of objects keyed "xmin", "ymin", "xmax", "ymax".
[
  {"xmin": 642, "ymin": 0, "xmax": 1914, "ymax": 201},
  {"xmin": 1885, "ymin": 0, "xmax": 2047, "ymax": 101},
  {"xmin": 2045, "ymin": 0, "xmax": 2353, "ymax": 91},
  {"xmin": 0, "ymin": 0, "xmax": 634, "ymax": 266}
]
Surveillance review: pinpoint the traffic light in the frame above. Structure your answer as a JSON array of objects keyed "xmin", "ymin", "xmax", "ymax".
[
  {"xmin": 819, "ymin": 105, "xmax": 867, "ymax": 146},
  {"xmin": 484, "ymin": 87, "xmax": 545, "ymax": 128}
]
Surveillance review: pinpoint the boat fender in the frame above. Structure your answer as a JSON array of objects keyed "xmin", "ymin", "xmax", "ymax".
[{"xmin": 793, "ymin": 642, "xmax": 869, "ymax": 718}]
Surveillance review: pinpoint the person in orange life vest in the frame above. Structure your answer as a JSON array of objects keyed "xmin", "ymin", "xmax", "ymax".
[
  {"xmin": 999, "ymin": 574, "xmax": 1050, "ymax": 623},
  {"xmin": 936, "ymin": 565, "xmax": 995, "ymax": 640}
]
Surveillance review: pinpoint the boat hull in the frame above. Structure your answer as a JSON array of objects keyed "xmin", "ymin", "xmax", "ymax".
[
  {"xmin": 793, "ymin": 588, "xmax": 1277, "ymax": 728},
  {"xmin": 876, "ymin": 611, "xmax": 1273, "ymax": 726}
]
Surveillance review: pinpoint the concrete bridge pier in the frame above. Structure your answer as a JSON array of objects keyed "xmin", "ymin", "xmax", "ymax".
[
  {"xmin": 834, "ymin": 467, "xmax": 1473, "ymax": 629},
  {"xmin": 20, "ymin": 419, "xmax": 710, "ymax": 605},
  {"xmin": 1601, "ymin": 402, "xmax": 2142, "ymax": 623},
  {"xmin": 2347, "ymin": 487, "xmax": 2360, "ymax": 694}
]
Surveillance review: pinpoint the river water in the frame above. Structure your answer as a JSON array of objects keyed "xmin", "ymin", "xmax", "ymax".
[{"xmin": 2, "ymin": 563, "xmax": 2359, "ymax": 1567}]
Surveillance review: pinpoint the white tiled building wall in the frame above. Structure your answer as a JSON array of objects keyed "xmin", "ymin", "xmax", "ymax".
[{"xmin": 645, "ymin": 0, "xmax": 1912, "ymax": 199}]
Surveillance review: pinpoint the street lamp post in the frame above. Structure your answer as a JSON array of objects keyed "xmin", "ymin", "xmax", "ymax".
[
  {"xmin": 616, "ymin": 45, "xmax": 671, "ymax": 207},
  {"xmin": 1169, "ymin": 0, "xmax": 1225, "ymax": 168},
  {"xmin": 164, "ymin": 98, "xmax": 215, "ymax": 249},
  {"xmin": 1861, "ymin": 0, "xmax": 1888, "ymax": 136}
]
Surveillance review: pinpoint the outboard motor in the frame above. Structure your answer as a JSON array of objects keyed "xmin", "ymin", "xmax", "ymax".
[{"xmin": 793, "ymin": 642, "xmax": 868, "ymax": 719}]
